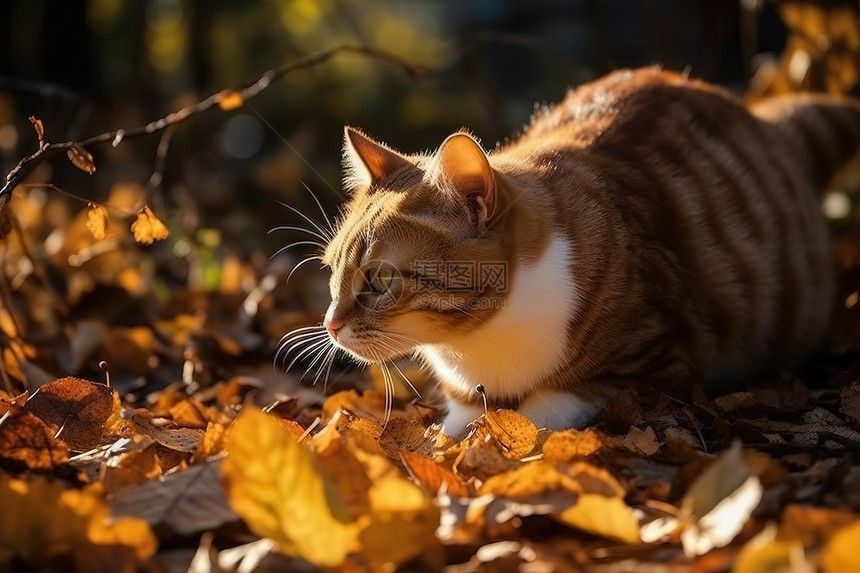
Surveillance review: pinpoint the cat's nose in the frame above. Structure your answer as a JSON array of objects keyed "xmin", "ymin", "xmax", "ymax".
[{"xmin": 325, "ymin": 316, "xmax": 345, "ymax": 340}]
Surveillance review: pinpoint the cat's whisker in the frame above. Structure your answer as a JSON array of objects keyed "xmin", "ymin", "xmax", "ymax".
[
  {"xmin": 276, "ymin": 327, "xmax": 326, "ymax": 352},
  {"xmin": 450, "ymin": 304, "xmax": 489, "ymax": 326},
  {"xmin": 375, "ymin": 353, "xmax": 394, "ymax": 427},
  {"xmin": 312, "ymin": 345, "xmax": 337, "ymax": 388},
  {"xmin": 267, "ymin": 224, "xmax": 329, "ymax": 243},
  {"xmin": 390, "ymin": 360, "xmax": 421, "ymax": 399},
  {"xmin": 321, "ymin": 346, "xmax": 337, "ymax": 393},
  {"xmin": 301, "ymin": 338, "xmax": 335, "ymax": 383},
  {"xmin": 300, "ymin": 181, "xmax": 336, "ymax": 239},
  {"xmin": 277, "ymin": 325, "xmax": 324, "ymax": 344},
  {"xmin": 286, "ymin": 255, "xmax": 325, "ymax": 285},
  {"xmin": 275, "ymin": 200, "xmax": 333, "ymax": 243},
  {"xmin": 277, "ymin": 329, "xmax": 327, "ymax": 362},
  {"xmin": 269, "ymin": 240, "xmax": 324, "ymax": 261},
  {"xmin": 287, "ymin": 337, "xmax": 332, "ymax": 373}
]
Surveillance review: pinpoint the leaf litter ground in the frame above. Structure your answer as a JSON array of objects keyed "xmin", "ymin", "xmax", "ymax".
[{"xmin": 2, "ymin": 177, "xmax": 860, "ymax": 573}]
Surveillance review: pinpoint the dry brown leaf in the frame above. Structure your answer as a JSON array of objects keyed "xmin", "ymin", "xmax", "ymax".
[
  {"xmin": 779, "ymin": 504, "xmax": 857, "ymax": 546},
  {"xmin": 28, "ymin": 115, "xmax": 45, "ymax": 147},
  {"xmin": 541, "ymin": 428, "xmax": 605, "ymax": 463},
  {"xmin": 0, "ymin": 473, "xmax": 156, "ymax": 570},
  {"xmin": 24, "ymin": 376, "xmax": 115, "ymax": 451},
  {"xmin": 67, "ymin": 143, "xmax": 96, "ymax": 175},
  {"xmin": 112, "ymin": 461, "xmax": 237, "ymax": 535},
  {"xmin": 130, "ymin": 206, "xmax": 169, "ymax": 245},
  {"xmin": 221, "ymin": 408, "xmax": 358, "ymax": 567},
  {"xmin": 128, "ymin": 410, "xmax": 205, "ymax": 452},
  {"xmin": 0, "ymin": 410, "xmax": 69, "ymax": 469},
  {"xmin": 378, "ymin": 417, "xmax": 453, "ymax": 459},
  {"xmin": 322, "ymin": 389, "xmax": 388, "ymax": 422},
  {"xmin": 401, "ymin": 449, "xmax": 470, "ymax": 497},
  {"xmin": 480, "ymin": 409, "xmax": 539, "ymax": 459},
  {"xmin": 86, "ymin": 203, "xmax": 113, "ymax": 240},
  {"xmin": 454, "ymin": 441, "xmax": 521, "ymax": 482},
  {"xmin": 622, "ymin": 425, "xmax": 661, "ymax": 456},
  {"xmin": 216, "ymin": 90, "xmax": 245, "ymax": 111}
]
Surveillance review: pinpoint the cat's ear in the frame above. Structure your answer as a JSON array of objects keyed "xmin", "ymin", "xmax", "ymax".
[
  {"xmin": 343, "ymin": 126, "xmax": 410, "ymax": 190},
  {"xmin": 435, "ymin": 133, "xmax": 496, "ymax": 220}
]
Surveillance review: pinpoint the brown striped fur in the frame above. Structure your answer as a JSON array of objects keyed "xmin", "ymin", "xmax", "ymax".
[{"xmin": 320, "ymin": 67, "xmax": 860, "ymax": 433}]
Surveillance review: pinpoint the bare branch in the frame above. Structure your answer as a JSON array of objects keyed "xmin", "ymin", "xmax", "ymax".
[{"xmin": 0, "ymin": 45, "xmax": 429, "ymax": 207}]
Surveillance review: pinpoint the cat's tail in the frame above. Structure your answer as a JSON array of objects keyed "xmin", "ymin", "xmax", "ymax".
[{"xmin": 750, "ymin": 93, "xmax": 860, "ymax": 190}]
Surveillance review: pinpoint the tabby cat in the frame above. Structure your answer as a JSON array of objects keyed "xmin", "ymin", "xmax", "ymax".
[{"xmin": 287, "ymin": 67, "xmax": 860, "ymax": 436}]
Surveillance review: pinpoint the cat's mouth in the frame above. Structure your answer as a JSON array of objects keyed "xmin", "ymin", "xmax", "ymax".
[{"xmin": 330, "ymin": 328, "xmax": 413, "ymax": 364}]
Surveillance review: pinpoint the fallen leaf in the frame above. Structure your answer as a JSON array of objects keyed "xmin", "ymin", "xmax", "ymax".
[
  {"xmin": 131, "ymin": 206, "xmax": 169, "ymax": 245},
  {"xmin": 221, "ymin": 408, "xmax": 358, "ymax": 567},
  {"xmin": 779, "ymin": 504, "xmax": 857, "ymax": 546},
  {"xmin": 216, "ymin": 90, "xmax": 245, "ymax": 111},
  {"xmin": 67, "ymin": 143, "xmax": 96, "ymax": 175},
  {"xmin": 378, "ymin": 417, "xmax": 454, "ymax": 459},
  {"xmin": 0, "ymin": 473, "xmax": 155, "ymax": 570},
  {"xmin": 112, "ymin": 461, "xmax": 237, "ymax": 535},
  {"xmin": 358, "ymin": 471, "xmax": 439, "ymax": 569},
  {"xmin": 128, "ymin": 411, "xmax": 205, "ymax": 452},
  {"xmin": 480, "ymin": 410, "xmax": 539, "ymax": 459},
  {"xmin": 542, "ymin": 428, "xmax": 605, "ymax": 462},
  {"xmin": 622, "ymin": 425, "xmax": 661, "ymax": 456},
  {"xmin": 821, "ymin": 519, "xmax": 860, "ymax": 573},
  {"xmin": 86, "ymin": 203, "xmax": 113, "ymax": 240},
  {"xmin": 557, "ymin": 493, "xmax": 640, "ymax": 544},
  {"xmin": 401, "ymin": 449, "xmax": 470, "ymax": 497},
  {"xmin": 24, "ymin": 376, "xmax": 115, "ymax": 451},
  {"xmin": 0, "ymin": 410, "xmax": 69, "ymax": 469},
  {"xmin": 679, "ymin": 443, "xmax": 763, "ymax": 557},
  {"xmin": 733, "ymin": 524, "xmax": 805, "ymax": 573}
]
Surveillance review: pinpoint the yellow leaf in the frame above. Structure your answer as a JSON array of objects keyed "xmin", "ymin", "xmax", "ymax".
[
  {"xmin": 733, "ymin": 524, "xmax": 802, "ymax": 573},
  {"xmin": 0, "ymin": 473, "xmax": 156, "ymax": 568},
  {"xmin": 217, "ymin": 90, "xmax": 245, "ymax": 111},
  {"xmin": 541, "ymin": 428, "xmax": 605, "ymax": 462},
  {"xmin": 481, "ymin": 409, "xmax": 538, "ymax": 459},
  {"xmin": 86, "ymin": 204, "xmax": 113, "ymax": 240},
  {"xmin": 221, "ymin": 408, "xmax": 359, "ymax": 567},
  {"xmin": 821, "ymin": 520, "xmax": 860, "ymax": 573},
  {"xmin": 130, "ymin": 205, "xmax": 169, "ymax": 245},
  {"xmin": 557, "ymin": 494, "xmax": 640, "ymax": 544},
  {"xmin": 359, "ymin": 472, "xmax": 440, "ymax": 569}
]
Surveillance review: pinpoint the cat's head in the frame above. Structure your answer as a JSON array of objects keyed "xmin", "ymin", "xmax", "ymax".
[{"xmin": 321, "ymin": 127, "xmax": 509, "ymax": 363}]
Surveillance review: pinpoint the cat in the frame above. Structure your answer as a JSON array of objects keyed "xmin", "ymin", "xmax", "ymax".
[{"xmin": 287, "ymin": 66, "xmax": 860, "ymax": 436}]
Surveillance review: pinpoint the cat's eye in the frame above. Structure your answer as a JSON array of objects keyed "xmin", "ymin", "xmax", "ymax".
[{"xmin": 367, "ymin": 266, "xmax": 394, "ymax": 294}]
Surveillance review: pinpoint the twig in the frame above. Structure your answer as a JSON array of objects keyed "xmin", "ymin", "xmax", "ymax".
[{"xmin": 0, "ymin": 45, "xmax": 429, "ymax": 208}]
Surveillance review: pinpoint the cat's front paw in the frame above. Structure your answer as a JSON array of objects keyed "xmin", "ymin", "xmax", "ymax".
[{"xmin": 517, "ymin": 389, "xmax": 601, "ymax": 430}]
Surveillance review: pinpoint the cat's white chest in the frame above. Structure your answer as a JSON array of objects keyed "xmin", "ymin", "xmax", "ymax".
[{"xmin": 417, "ymin": 233, "xmax": 578, "ymax": 400}]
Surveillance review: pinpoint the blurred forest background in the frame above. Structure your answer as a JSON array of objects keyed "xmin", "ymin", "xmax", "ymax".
[{"xmin": 1, "ymin": 0, "xmax": 859, "ymax": 394}]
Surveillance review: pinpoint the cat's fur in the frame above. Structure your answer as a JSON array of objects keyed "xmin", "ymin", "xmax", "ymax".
[{"xmin": 319, "ymin": 67, "xmax": 860, "ymax": 436}]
